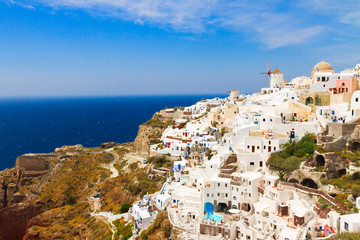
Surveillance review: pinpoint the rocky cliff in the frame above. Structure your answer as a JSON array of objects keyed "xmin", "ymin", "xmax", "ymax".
[
  {"xmin": 133, "ymin": 112, "xmax": 174, "ymax": 154},
  {"xmin": 0, "ymin": 202, "xmax": 43, "ymax": 240},
  {"xmin": 134, "ymin": 124, "xmax": 164, "ymax": 154}
]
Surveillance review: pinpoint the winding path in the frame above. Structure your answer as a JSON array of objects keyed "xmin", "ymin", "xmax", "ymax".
[
  {"xmin": 94, "ymin": 148, "xmax": 120, "ymax": 178},
  {"xmin": 104, "ymin": 149, "xmax": 120, "ymax": 178}
]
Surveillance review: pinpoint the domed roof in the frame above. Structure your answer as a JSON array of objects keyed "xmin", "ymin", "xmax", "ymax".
[{"xmin": 313, "ymin": 61, "xmax": 333, "ymax": 72}]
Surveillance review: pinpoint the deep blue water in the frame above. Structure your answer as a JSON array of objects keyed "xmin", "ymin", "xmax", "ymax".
[{"xmin": 0, "ymin": 95, "xmax": 225, "ymax": 170}]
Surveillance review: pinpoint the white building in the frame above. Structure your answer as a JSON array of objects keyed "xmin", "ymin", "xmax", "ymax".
[
  {"xmin": 270, "ymin": 68, "xmax": 285, "ymax": 88},
  {"xmin": 340, "ymin": 213, "xmax": 360, "ymax": 233}
]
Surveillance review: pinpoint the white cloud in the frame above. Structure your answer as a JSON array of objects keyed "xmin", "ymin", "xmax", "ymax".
[
  {"xmin": 14, "ymin": 0, "xmax": 328, "ymax": 48},
  {"xmin": 8, "ymin": 0, "xmax": 35, "ymax": 9},
  {"xmin": 299, "ymin": 0, "xmax": 360, "ymax": 27}
]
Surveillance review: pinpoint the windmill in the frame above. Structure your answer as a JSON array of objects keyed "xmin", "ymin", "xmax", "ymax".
[{"xmin": 260, "ymin": 61, "xmax": 272, "ymax": 87}]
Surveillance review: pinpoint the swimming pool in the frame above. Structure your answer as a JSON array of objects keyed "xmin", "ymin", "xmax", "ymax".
[{"xmin": 204, "ymin": 213, "xmax": 222, "ymax": 222}]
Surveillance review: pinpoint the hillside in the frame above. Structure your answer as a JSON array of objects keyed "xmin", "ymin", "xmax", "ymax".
[{"xmin": 0, "ymin": 139, "xmax": 172, "ymax": 240}]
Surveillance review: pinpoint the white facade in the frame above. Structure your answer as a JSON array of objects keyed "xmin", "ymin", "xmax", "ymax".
[
  {"xmin": 309, "ymin": 78, "xmax": 336, "ymax": 92},
  {"xmin": 351, "ymin": 90, "xmax": 360, "ymax": 117},
  {"xmin": 340, "ymin": 213, "xmax": 360, "ymax": 233},
  {"xmin": 270, "ymin": 71, "xmax": 284, "ymax": 89}
]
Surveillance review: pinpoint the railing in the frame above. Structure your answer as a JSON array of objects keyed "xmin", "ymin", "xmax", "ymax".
[{"xmin": 281, "ymin": 181, "xmax": 347, "ymax": 212}]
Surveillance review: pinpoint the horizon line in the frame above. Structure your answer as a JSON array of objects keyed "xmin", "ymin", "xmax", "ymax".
[{"xmin": 0, "ymin": 92, "xmax": 241, "ymax": 99}]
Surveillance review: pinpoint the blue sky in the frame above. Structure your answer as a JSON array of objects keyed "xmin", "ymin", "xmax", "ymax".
[{"xmin": 1, "ymin": 0, "xmax": 360, "ymax": 97}]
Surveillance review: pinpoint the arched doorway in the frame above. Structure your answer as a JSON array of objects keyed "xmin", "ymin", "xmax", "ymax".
[
  {"xmin": 306, "ymin": 97, "xmax": 314, "ymax": 105},
  {"xmin": 289, "ymin": 178, "xmax": 299, "ymax": 184},
  {"xmin": 217, "ymin": 202, "xmax": 228, "ymax": 212},
  {"xmin": 316, "ymin": 155, "xmax": 325, "ymax": 167},
  {"xmin": 301, "ymin": 179, "xmax": 318, "ymax": 189}
]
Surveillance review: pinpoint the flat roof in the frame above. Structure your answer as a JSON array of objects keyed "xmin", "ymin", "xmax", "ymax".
[{"xmin": 341, "ymin": 213, "xmax": 360, "ymax": 223}]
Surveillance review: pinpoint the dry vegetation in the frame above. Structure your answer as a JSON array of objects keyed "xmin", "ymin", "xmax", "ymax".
[
  {"xmin": 144, "ymin": 118, "xmax": 173, "ymax": 128},
  {"xmin": 139, "ymin": 211, "xmax": 172, "ymax": 240},
  {"xmin": 25, "ymin": 202, "xmax": 112, "ymax": 240},
  {"xmin": 21, "ymin": 144, "xmax": 174, "ymax": 239}
]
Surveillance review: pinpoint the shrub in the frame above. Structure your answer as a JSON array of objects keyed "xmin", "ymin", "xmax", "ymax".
[
  {"xmin": 120, "ymin": 204, "xmax": 132, "ymax": 213},
  {"xmin": 280, "ymin": 156, "xmax": 305, "ymax": 172},
  {"xmin": 129, "ymin": 162, "xmax": 138, "ymax": 171},
  {"xmin": 318, "ymin": 197, "xmax": 329, "ymax": 210},
  {"xmin": 267, "ymin": 134, "xmax": 315, "ymax": 172},
  {"xmin": 332, "ymin": 232, "xmax": 360, "ymax": 239},
  {"xmin": 320, "ymin": 178, "xmax": 329, "ymax": 185},
  {"xmin": 301, "ymin": 141, "xmax": 314, "ymax": 155},
  {"xmin": 352, "ymin": 185, "xmax": 360, "ymax": 198}
]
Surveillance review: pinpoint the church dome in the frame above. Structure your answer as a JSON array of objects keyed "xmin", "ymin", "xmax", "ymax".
[{"xmin": 313, "ymin": 61, "xmax": 333, "ymax": 72}]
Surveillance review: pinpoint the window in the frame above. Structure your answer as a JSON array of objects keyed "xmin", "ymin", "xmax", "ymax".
[
  {"xmin": 207, "ymin": 193, "xmax": 209, "ymax": 197},
  {"xmin": 250, "ymin": 162, "xmax": 254, "ymax": 165},
  {"xmin": 247, "ymin": 145, "xmax": 250, "ymax": 149},
  {"xmin": 260, "ymin": 161, "xmax": 263, "ymax": 167},
  {"xmin": 193, "ymin": 215, "xmax": 195, "ymax": 219},
  {"xmin": 270, "ymin": 119, "xmax": 273, "ymax": 122},
  {"xmin": 345, "ymin": 222, "xmax": 349, "ymax": 231},
  {"xmin": 249, "ymin": 193, "xmax": 251, "ymax": 197},
  {"xmin": 218, "ymin": 183, "xmax": 220, "ymax": 187},
  {"xmin": 269, "ymin": 141, "xmax": 271, "ymax": 144},
  {"xmin": 225, "ymin": 183, "xmax": 228, "ymax": 187},
  {"xmin": 274, "ymin": 147, "xmax": 276, "ymax": 151},
  {"xmin": 356, "ymin": 98, "xmax": 359, "ymax": 102},
  {"xmin": 249, "ymin": 181, "xmax": 251, "ymax": 185},
  {"xmin": 257, "ymin": 146, "xmax": 259, "ymax": 149},
  {"xmin": 218, "ymin": 193, "xmax": 220, "ymax": 197},
  {"xmin": 342, "ymin": 82, "xmax": 345, "ymax": 86},
  {"xmin": 225, "ymin": 193, "xmax": 228, "ymax": 197},
  {"xmin": 237, "ymin": 188, "xmax": 239, "ymax": 191},
  {"xmin": 263, "ymin": 118, "xmax": 266, "ymax": 122}
]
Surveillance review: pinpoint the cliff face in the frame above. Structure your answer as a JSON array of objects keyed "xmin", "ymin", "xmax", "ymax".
[
  {"xmin": 0, "ymin": 203, "xmax": 43, "ymax": 240},
  {"xmin": 133, "ymin": 124, "xmax": 164, "ymax": 154},
  {"xmin": 133, "ymin": 113, "xmax": 174, "ymax": 154}
]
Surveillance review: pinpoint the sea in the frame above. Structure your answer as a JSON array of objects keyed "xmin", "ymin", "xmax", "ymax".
[{"xmin": 0, "ymin": 95, "xmax": 226, "ymax": 171}]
